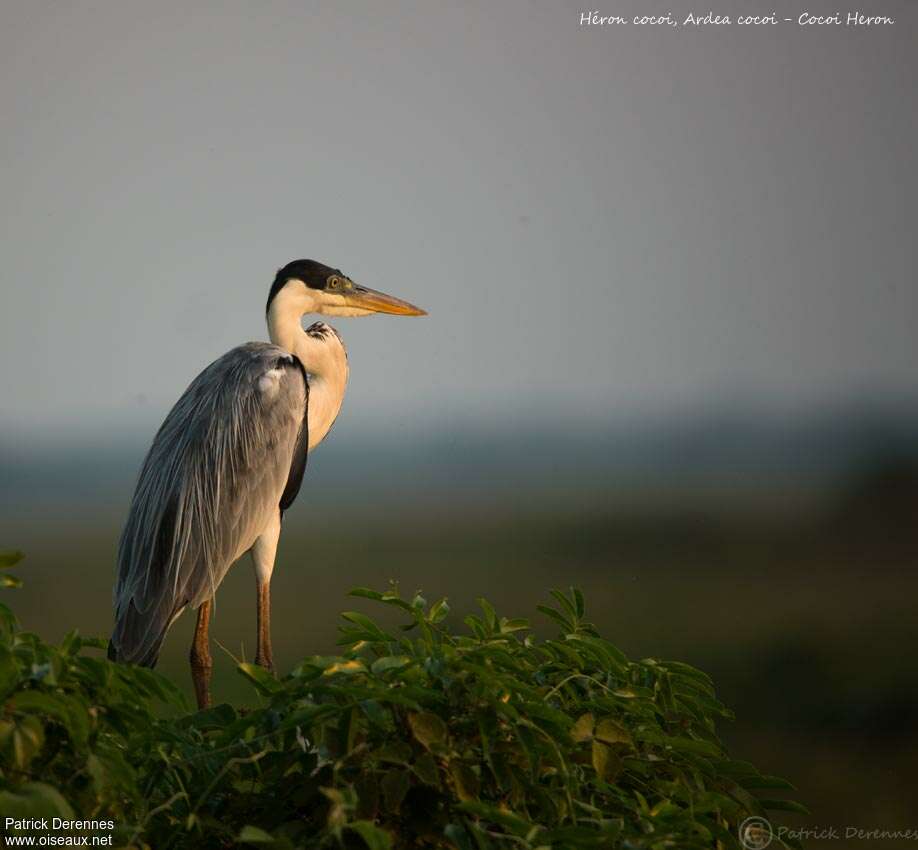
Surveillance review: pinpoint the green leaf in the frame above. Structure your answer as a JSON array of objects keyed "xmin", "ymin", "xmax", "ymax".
[
  {"xmin": 86, "ymin": 749, "xmax": 136, "ymax": 799},
  {"xmin": 0, "ymin": 782, "xmax": 73, "ymax": 820},
  {"xmin": 464, "ymin": 615, "xmax": 486, "ymax": 640},
  {"xmin": 348, "ymin": 587, "xmax": 384, "ymax": 601},
  {"xmin": 0, "ymin": 574, "xmax": 23, "ymax": 588},
  {"xmin": 665, "ymin": 736, "xmax": 723, "ymax": 758},
  {"xmin": 499, "ymin": 617, "xmax": 530, "ymax": 634},
  {"xmin": 374, "ymin": 740, "xmax": 413, "ymax": 765},
  {"xmin": 738, "ymin": 774, "xmax": 797, "ymax": 791},
  {"xmin": 350, "ymin": 586, "xmax": 414, "ymax": 614},
  {"xmin": 10, "ymin": 691, "xmax": 89, "ymax": 747},
  {"xmin": 0, "ymin": 551, "xmax": 24, "ymax": 569},
  {"xmin": 571, "ymin": 712, "xmax": 594, "ymax": 742},
  {"xmin": 450, "ymin": 761, "xmax": 480, "ymax": 801},
  {"xmin": 594, "ymin": 718, "xmax": 632, "ymax": 747},
  {"xmin": 0, "ymin": 643, "xmax": 20, "ymax": 696},
  {"xmin": 237, "ymin": 825, "xmax": 277, "ymax": 844},
  {"xmin": 0, "ymin": 716, "xmax": 44, "ymax": 769},
  {"xmin": 348, "ymin": 821, "xmax": 393, "ymax": 850},
  {"xmin": 181, "ymin": 702, "xmax": 238, "ymax": 730},
  {"xmin": 371, "ymin": 655, "xmax": 412, "ymax": 675},
  {"xmin": 237, "ymin": 662, "xmax": 282, "ymax": 694},
  {"xmin": 659, "ymin": 660, "xmax": 715, "ymax": 688},
  {"xmin": 413, "ymin": 752, "xmax": 441, "ymax": 787},
  {"xmin": 340, "ymin": 611, "xmax": 393, "ymax": 641},
  {"xmin": 761, "ymin": 798, "xmax": 811, "ymax": 814},
  {"xmin": 549, "ymin": 589, "xmax": 578, "ymax": 620},
  {"xmin": 592, "ymin": 740, "xmax": 622, "ymax": 783},
  {"xmin": 429, "ymin": 597, "xmax": 450, "ymax": 624},
  {"xmin": 0, "ymin": 601, "xmax": 17, "ymax": 636},
  {"xmin": 323, "ymin": 659, "xmax": 367, "ymax": 676},
  {"xmin": 381, "ymin": 768, "xmax": 410, "ymax": 812},
  {"xmin": 564, "ymin": 634, "xmax": 628, "ymax": 671},
  {"xmin": 477, "ymin": 597, "xmax": 498, "ymax": 632},
  {"xmin": 536, "ymin": 604, "xmax": 573, "ymax": 632},
  {"xmin": 456, "ymin": 802, "xmax": 533, "ymax": 837},
  {"xmin": 409, "ymin": 711, "xmax": 448, "ymax": 749},
  {"xmin": 444, "ymin": 823, "xmax": 474, "ymax": 850},
  {"xmin": 59, "ymin": 630, "xmax": 81, "ymax": 656}
]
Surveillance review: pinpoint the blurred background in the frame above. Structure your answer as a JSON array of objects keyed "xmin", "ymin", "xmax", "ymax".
[{"xmin": 1, "ymin": 1, "xmax": 916, "ymax": 845}]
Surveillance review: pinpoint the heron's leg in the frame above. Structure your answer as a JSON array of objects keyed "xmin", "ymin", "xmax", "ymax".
[
  {"xmin": 190, "ymin": 599, "xmax": 213, "ymax": 711},
  {"xmin": 252, "ymin": 511, "xmax": 281, "ymax": 672},
  {"xmin": 256, "ymin": 582, "xmax": 273, "ymax": 671}
]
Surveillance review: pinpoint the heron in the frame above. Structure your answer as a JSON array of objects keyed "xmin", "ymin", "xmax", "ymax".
[{"xmin": 108, "ymin": 259, "xmax": 425, "ymax": 709}]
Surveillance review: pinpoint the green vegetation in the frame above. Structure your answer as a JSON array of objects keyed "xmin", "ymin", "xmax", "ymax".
[{"xmin": 0, "ymin": 550, "xmax": 804, "ymax": 849}]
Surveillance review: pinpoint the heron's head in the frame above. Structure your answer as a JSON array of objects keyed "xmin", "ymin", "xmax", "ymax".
[{"xmin": 267, "ymin": 259, "xmax": 426, "ymax": 318}]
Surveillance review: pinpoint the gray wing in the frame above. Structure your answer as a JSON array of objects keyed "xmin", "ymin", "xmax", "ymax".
[{"xmin": 109, "ymin": 342, "xmax": 308, "ymax": 666}]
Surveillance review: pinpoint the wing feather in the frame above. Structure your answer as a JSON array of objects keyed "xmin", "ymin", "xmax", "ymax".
[{"xmin": 110, "ymin": 342, "xmax": 308, "ymax": 666}]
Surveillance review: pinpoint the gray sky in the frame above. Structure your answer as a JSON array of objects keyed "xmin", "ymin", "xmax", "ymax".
[{"xmin": 1, "ymin": 0, "xmax": 915, "ymax": 437}]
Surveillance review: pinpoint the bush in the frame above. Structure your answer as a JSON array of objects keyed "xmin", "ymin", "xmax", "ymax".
[{"xmin": 0, "ymin": 551, "xmax": 805, "ymax": 848}]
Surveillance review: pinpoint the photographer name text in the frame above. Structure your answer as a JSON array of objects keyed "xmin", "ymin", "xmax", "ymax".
[{"xmin": 580, "ymin": 10, "xmax": 895, "ymax": 27}]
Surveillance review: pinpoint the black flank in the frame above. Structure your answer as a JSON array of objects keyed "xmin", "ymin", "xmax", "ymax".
[{"xmin": 278, "ymin": 354, "xmax": 310, "ymax": 513}]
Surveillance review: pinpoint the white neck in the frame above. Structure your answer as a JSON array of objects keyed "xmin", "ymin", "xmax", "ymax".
[{"xmin": 267, "ymin": 290, "xmax": 349, "ymax": 451}]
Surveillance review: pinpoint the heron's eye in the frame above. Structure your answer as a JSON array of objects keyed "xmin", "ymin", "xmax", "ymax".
[{"xmin": 328, "ymin": 276, "xmax": 340, "ymax": 289}]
